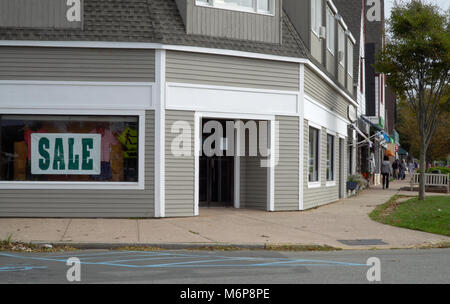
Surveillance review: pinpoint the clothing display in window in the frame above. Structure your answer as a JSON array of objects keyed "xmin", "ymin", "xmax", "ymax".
[
  {"xmin": 117, "ymin": 125, "xmax": 138, "ymax": 159},
  {"xmin": 0, "ymin": 115, "xmax": 139, "ymax": 183}
]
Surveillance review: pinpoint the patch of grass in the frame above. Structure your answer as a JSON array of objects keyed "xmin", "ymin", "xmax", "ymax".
[
  {"xmin": 0, "ymin": 241, "xmax": 76, "ymax": 253},
  {"xmin": 186, "ymin": 246, "xmax": 244, "ymax": 251},
  {"xmin": 370, "ymin": 195, "xmax": 450, "ymax": 236},
  {"xmin": 416, "ymin": 242, "xmax": 450, "ymax": 249},
  {"xmin": 114, "ymin": 246, "xmax": 165, "ymax": 251},
  {"xmin": 263, "ymin": 244, "xmax": 341, "ymax": 252},
  {"xmin": 113, "ymin": 244, "xmax": 342, "ymax": 252}
]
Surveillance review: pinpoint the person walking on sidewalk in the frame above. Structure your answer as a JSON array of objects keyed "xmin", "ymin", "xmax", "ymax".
[
  {"xmin": 399, "ymin": 159, "xmax": 407, "ymax": 180},
  {"xmin": 392, "ymin": 159, "xmax": 399, "ymax": 180},
  {"xmin": 381, "ymin": 155, "xmax": 392, "ymax": 189}
]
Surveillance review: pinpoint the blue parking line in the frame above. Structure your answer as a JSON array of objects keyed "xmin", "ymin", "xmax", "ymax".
[
  {"xmin": 0, "ymin": 265, "xmax": 47, "ymax": 272},
  {"xmin": 0, "ymin": 252, "xmax": 368, "ymax": 269},
  {"xmin": 103, "ymin": 256, "xmax": 187, "ymax": 264},
  {"xmin": 252, "ymin": 259, "xmax": 366, "ymax": 267}
]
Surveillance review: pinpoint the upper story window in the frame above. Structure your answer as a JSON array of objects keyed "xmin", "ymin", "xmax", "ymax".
[
  {"xmin": 338, "ymin": 24, "xmax": 346, "ymax": 67},
  {"xmin": 311, "ymin": 0, "xmax": 322, "ymax": 36},
  {"xmin": 347, "ymin": 40, "xmax": 354, "ymax": 77},
  {"xmin": 196, "ymin": 0, "xmax": 274, "ymax": 15},
  {"xmin": 326, "ymin": 6, "xmax": 335, "ymax": 54}
]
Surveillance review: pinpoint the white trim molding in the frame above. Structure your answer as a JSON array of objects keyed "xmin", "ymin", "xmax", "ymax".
[
  {"xmin": 154, "ymin": 49, "xmax": 166, "ymax": 218},
  {"xmin": 304, "ymin": 94, "xmax": 349, "ymax": 137},
  {"xmin": 166, "ymin": 82, "xmax": 299, "ymax": 116},
  {"xmin": 0, "ymin": 80, "xmax": 154, "ymax": 110},
  {"xmin": 298, "ymin": 64, "xmax": 305, "ymax": 210}
]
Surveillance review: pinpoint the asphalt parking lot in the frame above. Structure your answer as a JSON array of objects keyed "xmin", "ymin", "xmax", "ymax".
[{"xmin": 0, "ymin": 248, "xmax": 449, "ymax": 284}]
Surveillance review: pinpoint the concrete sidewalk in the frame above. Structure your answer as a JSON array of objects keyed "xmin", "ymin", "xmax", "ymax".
[{"xmin": 1, "ymin": 180, "xmax": 449, "ymax": 250}]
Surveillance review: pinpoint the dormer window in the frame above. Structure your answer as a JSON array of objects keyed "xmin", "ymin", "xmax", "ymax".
[
  {"xmin": 326, "ymin": 6, "xmax": 335, "ymax": 54},
  {"xmin": 311, "ymin": 0, "xmax": 323, "ymax": 37},
  {"xmin": 338, "ymin": 24, "xmax": 346, "ymax": 67},
  {"xmin": 196, "ymin": 0, "xmax": 274, "ymax": 15}
]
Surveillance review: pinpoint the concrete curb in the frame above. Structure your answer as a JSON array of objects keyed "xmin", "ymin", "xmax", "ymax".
[{"xmin": 31, "ymin": 242, "xmax": 343, "ymax": 251}]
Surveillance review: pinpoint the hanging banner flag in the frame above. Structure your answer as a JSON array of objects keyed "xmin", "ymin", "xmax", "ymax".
[{"xmin": 31, "ymin": 133, "xmax": 101, "ymax": 175}]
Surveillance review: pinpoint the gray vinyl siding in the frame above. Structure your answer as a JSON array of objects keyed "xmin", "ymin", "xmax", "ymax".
[
  {"xmin": 0, "ymin": 111, "xmax": 155, "ymax": 217},
  {"xmin": 240, "ymin": 156, "xmax": 267, "ymax": 210},
  {"xmin": 303, "ymin": 120, "xmax": 343, "ymax": 210},
  {"xmin": 326, "ymin": 50, "xmax": 336, "ymax": 77},
  {"xmin": 166, "ymin": 51, "xmax": 300, "ymax": 91},
  {"xmin": 182, "ymin": 0, "xmax": 282, "ymax": 44},
  {"xmin": 304, "ymin": 66, "xmax": 349, "ymax": 119},
  {"xmin": 0, "ymin": 47, "xmax": 155, "ymax": 82},
  {"xmin": 0, "ymin": 0, "xmax": 83, "ymax": 29},
  {"xmin": 165, "ymin": 110, "xmax": 195, "ymax": 217},
  {"xmin": 347, "ymin": 74, "xmax": 353, "ymax": 93},
  {"xmin": 310, "ymin": 33, "xmax": 323, "ymax": 64},
  {"xmin": 274, "ymin": 116, "xmax": 299, "ymax": 211},
  {"xmin": 338, "ymin": 64, "xmax": 345, "ymax": 88}
]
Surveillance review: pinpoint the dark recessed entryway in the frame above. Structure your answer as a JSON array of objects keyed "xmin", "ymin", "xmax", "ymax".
[{"xmin": 199, "ymin": 119, "xmax": 234, "ymax": 207}]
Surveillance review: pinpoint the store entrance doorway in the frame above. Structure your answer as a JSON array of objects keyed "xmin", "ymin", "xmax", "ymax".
[{"xmin": 199, "ymin": 119, "xmax": 234, "ymax": 207}]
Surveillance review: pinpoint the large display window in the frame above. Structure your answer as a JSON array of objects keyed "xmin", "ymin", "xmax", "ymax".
[{"xmin": 0, "ymin": 115, "xmax": 139, "ymax": 183}]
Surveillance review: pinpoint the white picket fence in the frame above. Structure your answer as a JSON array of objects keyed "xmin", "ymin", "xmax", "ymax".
[{"xmin": 410, "ymin": 173, "xmax": 450, "ymax": 193}]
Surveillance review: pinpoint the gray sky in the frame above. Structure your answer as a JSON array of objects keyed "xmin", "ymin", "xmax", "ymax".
[{"xmin": 385, "ymin": 0, "xmax": 450, "ymax": 19}]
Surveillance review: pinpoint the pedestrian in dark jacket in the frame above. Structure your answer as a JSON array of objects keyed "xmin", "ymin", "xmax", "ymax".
[
  {"xmin": 392, "ymin": 159, "xmax": 399, "ymax": 180},
  {"xmin": 381, "ymin": 156, "xmax": 392, "ymax": 189}
]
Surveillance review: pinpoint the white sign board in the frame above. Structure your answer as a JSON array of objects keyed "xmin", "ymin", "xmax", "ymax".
[{"xmin": 31, "ymin": 133, "xmax": 101, "ymax": 175}]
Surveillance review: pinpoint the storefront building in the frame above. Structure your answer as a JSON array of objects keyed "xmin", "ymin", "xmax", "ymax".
[{"xmin": 0, "ymin": 0, "xmax": 359, "ymax": 217}]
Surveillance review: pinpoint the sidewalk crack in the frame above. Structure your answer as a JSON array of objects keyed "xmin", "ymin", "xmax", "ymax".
[
  {"xmin": 60, "ymin": 219, "xmax": 72, "ymax": 242},
  {"xmin": 136, "ymin": 220, "xmax": 141, "ymax": 243},
  {"xmin": 162, "ymin": 220, "xmax": 216, "ymax": 242}
]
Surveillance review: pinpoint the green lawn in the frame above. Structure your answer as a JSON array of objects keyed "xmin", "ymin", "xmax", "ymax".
[{"xmin": 370, "ymin": 195, "xmax": 450, "ymax": 236}]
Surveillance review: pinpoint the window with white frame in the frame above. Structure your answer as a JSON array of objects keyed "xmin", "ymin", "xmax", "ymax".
[
  {"xmin": 0, "ymin": 114, "xmax": 139, "ymax": 183},
  {"xmin": 326, "ymin": 6, "xmax": 335, "ymax": 54},
  {"xmin": 338, "ymin": 24, "xmax": 345, "ymax": 66},
  {"xmin": 347, "ymin": 39, "xmax": 354, "ymax": 77},
  {"xmin": 311, "ymin": 0, "xmax": 322, "ymax": 36},
  {"xmin": 196, "ymin": 0, "xmax": 274, "ymax": 14},
  {"xmin": 308, "ymin": 126, "xmax": 320, "ymax": 183},
  {"xmin": 326, "ymin": 134, "xmax": 335, "ymax": 181}
]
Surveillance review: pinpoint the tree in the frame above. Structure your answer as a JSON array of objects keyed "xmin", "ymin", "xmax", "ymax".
[
  {"xmin": 397, "ymin": 90, "xmax": 450, "ymax": 161},
  {"xmin": 375, "ymin": 0, "xmax": 450, "ymax": 200}
]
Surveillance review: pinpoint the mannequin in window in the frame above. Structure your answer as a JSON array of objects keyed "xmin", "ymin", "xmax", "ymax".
[{"xmin": 90, "ymin": 124, "xmax": 119, "ymax": 181}]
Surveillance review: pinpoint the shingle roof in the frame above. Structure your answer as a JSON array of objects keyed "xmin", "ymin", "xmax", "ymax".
[
  {"xmin": 0, "ymin": 0, "xmax": 308, "ymax": 58},
  {"xmin": 333, "ymin": 0, "xmax": 362, "ymax": 83}
]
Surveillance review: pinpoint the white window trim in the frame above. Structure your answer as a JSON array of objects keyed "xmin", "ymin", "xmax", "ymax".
[
  {"xmin": 326, "ymin": 130, "xmax": 336, "ymax": 186},
  {"xmin": 347, "ymin": 40, "xmax": 354, "ymax": 77},
  {"xmin": 338, "ymin": 24, "xmax": 346, "ymax": 67},
  {"xmin": 311, "ymin": 0, "xmax": 322, "ymax": 38},
  {"xmin": 0, "ymin": 109, "xmax": 146, "ymax": 190},
  {"xmin": 326, "ymin": 6, "xmax": 335, "ymax": 55},
  {"xmin": 195, "ymin": 0, "xmax": 275, "ymax": 16},
  {"xmin": 307, "ymin": 121, "xmax": 321, "ymax": 188}
]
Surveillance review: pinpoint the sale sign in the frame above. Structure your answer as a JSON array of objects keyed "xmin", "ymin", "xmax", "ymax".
[{"xmin": 31, "ymin": 133, "xmax": 101, "ymax": 175}]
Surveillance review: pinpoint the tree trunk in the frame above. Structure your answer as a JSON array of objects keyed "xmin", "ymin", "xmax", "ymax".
[{"xmin": 419, "ymin": 140, "xmax": 427, "ymax": 201}]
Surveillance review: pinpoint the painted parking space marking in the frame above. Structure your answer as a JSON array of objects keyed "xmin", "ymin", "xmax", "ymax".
[
  {"xmin": 0, "ymin": 251, "xmax": 368, "ymax": 270},
  {"xmin": 0, "ymin": 265, "xmax": 47, "ymax": 272}
]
